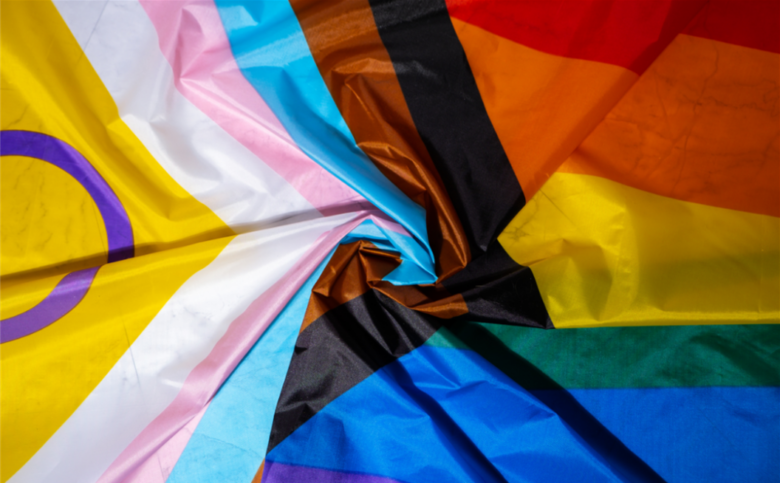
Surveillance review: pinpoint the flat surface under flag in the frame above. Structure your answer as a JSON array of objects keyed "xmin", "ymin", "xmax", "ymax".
[{"xmin": 1, "ymin": 0, "xmax": 778, "ymax": 482}]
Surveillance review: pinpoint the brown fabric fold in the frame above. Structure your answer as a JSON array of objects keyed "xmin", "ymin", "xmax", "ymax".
[
  {"xmin": 289, "ymin": 0, "xmax": 470, "ymax": 279},
  {"xmin": 301, "ymin": 241, "xmax": 468, "ymax": 333}
]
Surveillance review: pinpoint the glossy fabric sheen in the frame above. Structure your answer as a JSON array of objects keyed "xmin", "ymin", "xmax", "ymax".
[
  {"xmin": 431, "ymin": 323, "xmax": 780, "ymax": 480},
  {"xmin": 2, "ymin": 235, "xmax": 232, "ymax": 482},
  {"xmin": 92, "ymin": 212, "xmax": 374, "ymax": 483},
  {"xmin": 288, "ymin": 0, "xmax": 470, "ymax": 277},
  {"xmin": 266, "ymin": 289, "xmax": 443, "ymax": 453},
  {"xmin": 51, "ymin": 0, "xmax": 317, "ymax": 233},
  {"xmin": 137, "ymin": 0, "xmax": 365, "ymax": 215},
  {"xmin": 0, "ymin": 3, "xmax": 232, "ymax": 478},
  {"xmin": 214, "ymin": 0, "xmax": 436, "ymax": 283},
  {"xmin": 2, "ymin": 0, "xmax": 778, "ymax": 481},
  {"xmin": 267, "ymin": 345, "xmax": 658, "ymax": 482},
  {"xmin": 1, "ymin": 2, "xmax": 372, "ymax": 482},
  {"xmin": 500, "ymin": 173, "xmax": 779, "ymax": 328},
  {"xmin": 0, "ymin": 0, "xmax": 232, "ymax": 266},
  {"xmin": 368, "ymin": 0, "xmax": 525, "ymax": 256},
  {"xmin": 167, "ymin": 251, "xmax": 336, "ymax": 483},
  {"xmin": 267, "ymin": 337, "xmax": 778, "ymax": 482}
]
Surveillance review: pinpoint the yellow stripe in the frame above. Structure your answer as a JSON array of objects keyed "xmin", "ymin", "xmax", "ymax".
[
  {"xmin": 1, "ymin": 237, "xmax": 231, "ymax": 481},
  {"xmin": 499, "ymin": 172, "xmax": 779, "ymax": 328},
  {"xmin": 0, "ymin": 3, "xmax": 234, "ymax": 479},
  {"xmin": 1, "ymin": 157, "xmax": 104, "ymax": 318},
  {"xmin": 0, "ymin": 1, "xmax": 233, "ymax": 278}
]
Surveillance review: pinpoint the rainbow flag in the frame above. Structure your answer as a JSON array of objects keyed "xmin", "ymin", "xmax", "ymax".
[{"xmin": 2, "ymin": 1, "xmax": 777, "ymax": 482}]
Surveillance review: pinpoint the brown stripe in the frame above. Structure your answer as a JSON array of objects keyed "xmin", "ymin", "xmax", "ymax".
[
  {"xmin": 300, "ymin": 240, "xmax": 468, "ymax": 333},
  {"xmin": 289, "ymin": 0, "xmax": 469, "ymax": 278},
  {"xmin": 300, "ymin": 241, "xmax": 400, "ymax": 333}
]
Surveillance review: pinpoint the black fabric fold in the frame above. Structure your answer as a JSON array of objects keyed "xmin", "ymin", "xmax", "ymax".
[
  {"xmin": 445, "ymin": 241, "xmax": 551, "ymax": 327},
  {"xmin": 368, "ymin": 0, "xmax": 525, "ymax": 256},
  {"xmin": 267, "ymin": 289, "xmax": 443, "ymax": 453}
]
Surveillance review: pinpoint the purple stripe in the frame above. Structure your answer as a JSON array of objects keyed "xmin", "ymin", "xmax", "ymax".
[
  {"xmin": 1, "ymin": 130, "xmax": 134, "ymax": 262},
  {"xmin": 0, "ymin": 267, "xmax": 99, "ymax": 343},
  {"xmin": 1, "ymin": 130, "xmax": 134, "ymax": 342},
  {"xmin": 263, "ymin": 461, "xmax": 404, "ymax": 483}
]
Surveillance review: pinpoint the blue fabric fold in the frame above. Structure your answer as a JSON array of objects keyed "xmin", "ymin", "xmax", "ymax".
[{"xmin": 214, "ymin": 0, "xmax": 436, "ymax": 284}]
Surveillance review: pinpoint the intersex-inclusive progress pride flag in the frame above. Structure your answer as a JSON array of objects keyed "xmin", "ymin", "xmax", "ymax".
[{"xmin": 1, "ymin": 1, "xmax": 778, "ymax": 482}]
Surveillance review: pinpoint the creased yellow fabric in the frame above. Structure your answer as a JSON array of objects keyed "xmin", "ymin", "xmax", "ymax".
[{"xmin": 500, "ymin": 172, "xmax": 779, "ymax": 328}]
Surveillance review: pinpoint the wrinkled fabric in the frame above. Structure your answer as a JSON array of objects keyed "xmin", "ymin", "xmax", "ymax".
[{"xmin": 1, "ymin": 1, "xmax": 778, "ymax": 483}]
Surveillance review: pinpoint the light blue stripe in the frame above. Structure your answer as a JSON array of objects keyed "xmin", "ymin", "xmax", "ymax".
[
  {"xmin": 214, "ymin": 0, "xmax": 435, "ymax": 284},
  {"xmin": 167, "ymin": 217, "xmax": 431, "ymax": 481},
  {"xmin": 340, "ymin": 220, "xmax": 434, "ymax": 285},
  {"xmin": 167, "ymin": 249, "xmax": 336, "ymax": 483}
]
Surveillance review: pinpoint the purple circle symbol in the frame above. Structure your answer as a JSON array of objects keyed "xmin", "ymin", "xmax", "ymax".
[{"xmin": 1, "ymin": 130, "xmax": 134, "ymax": 343}]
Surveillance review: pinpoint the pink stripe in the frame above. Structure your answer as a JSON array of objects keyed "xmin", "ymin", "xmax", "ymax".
[
  {"xmin": 98, "ymin": 209, "xmax": 394, "ymax": 483},
  {"xmin": 370, "ymin": 212, "xmax": 410, "ymax": 237},
  {"xmin": 138, "ymin": 0, "xmax": 365, "ymax": 212},
  {"xmin": 118, "ymin": 404, "xmax": 210, "ymax": 483}
]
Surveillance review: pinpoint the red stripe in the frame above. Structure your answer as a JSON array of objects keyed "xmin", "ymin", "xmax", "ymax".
[
  {"xmin": 683, "ymin": 0, "xmax": 780, "ymax": 53},
  {"xmin": 445, "ymin": 0, "xmax": 706, "ymax": 74}
]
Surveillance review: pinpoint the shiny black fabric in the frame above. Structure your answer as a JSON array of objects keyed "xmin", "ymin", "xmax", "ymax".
[
  {"xmin": 369, "ymin": 0, "xmax": 525, "ymax": 256},
  {"xmin": 444, "ymin": 242, "xmax": 551, "ymax": 327},
  {"xmin": 267, "ymin": 289, "xmax": 442, "ymax": 452}
]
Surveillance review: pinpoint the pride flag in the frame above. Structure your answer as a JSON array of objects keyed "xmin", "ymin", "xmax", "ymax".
[{"xmin": 2, "ymin": 1, "xmax": 777, "ymax": 482}]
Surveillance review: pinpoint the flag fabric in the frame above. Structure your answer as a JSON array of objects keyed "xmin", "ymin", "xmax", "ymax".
[{"xmin": 1, "ymin": 1, "xmax": 778, "ymax": 482}]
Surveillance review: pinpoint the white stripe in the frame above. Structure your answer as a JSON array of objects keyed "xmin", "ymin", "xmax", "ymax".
[
  {"xmin": 8, "ymin": 3, "xmax": 353, "ymax": 482},
  {"xmin": 9, "ymin": 211, "xmax": 359, "ymax": 483},
  {"xmin": 53, "ymin": 0, "xmax": 315, "ymax": 231}
]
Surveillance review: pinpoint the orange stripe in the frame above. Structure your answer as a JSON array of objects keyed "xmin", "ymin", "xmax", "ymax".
[
  {"xmin": 561, "ymin": 34, "xmax": 780, "ymax": 217},
  {"xmin": 451, "ymin": 17, "xmax": 638, "ymax": 200}
]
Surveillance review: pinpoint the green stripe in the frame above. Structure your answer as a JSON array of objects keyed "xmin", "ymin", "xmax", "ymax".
[{"xmin": 427, "ymin": 322, "xmax": 780, "ymax": 389}]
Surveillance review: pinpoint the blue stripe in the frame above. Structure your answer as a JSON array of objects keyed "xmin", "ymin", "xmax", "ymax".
[
  {"xmin": 267, "ymin": 346, "xmax": 638, "ymax": 482},
  {"xmin": 213, "ymin": 0, "xmax": 435, "ymax": 284},
  {"xmin": 268, "ymin": 344, "xmax": 780, "ymax": 483},
  {"xmin": 533, "ymin": 387, "xmax": 780, "ymax": 483}
]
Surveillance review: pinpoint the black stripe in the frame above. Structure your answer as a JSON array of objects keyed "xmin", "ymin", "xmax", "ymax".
[
  {"xmin": 368, "ymin": 0, "xmax": 525, "ymax": 256},
  {"xmin": 267, "ymin": 289, "xmax": 442, "ymax": 453},
  {"xmin": 444, "ymin": 241, "xmax": 551, "ymax": 327}
]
